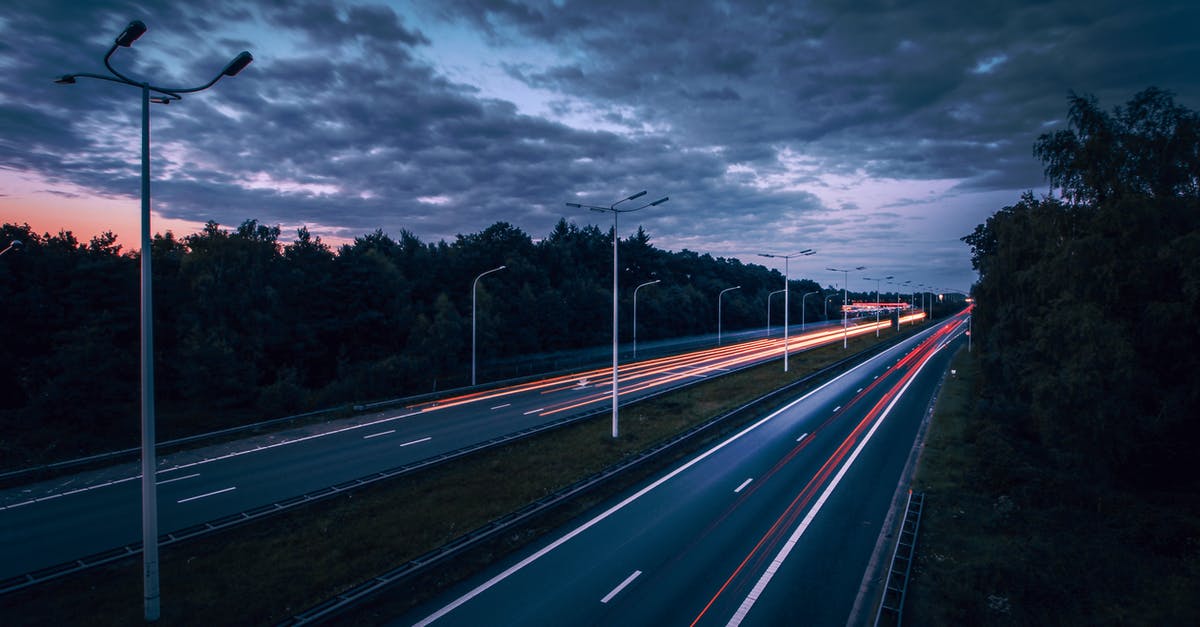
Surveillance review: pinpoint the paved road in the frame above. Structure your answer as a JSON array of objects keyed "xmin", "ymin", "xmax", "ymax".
[
  {"xmin": 394, "ymin": 311, "xmax": 969, "ymax": 626},
  {"xmin": 0, "ymin": 312, "xmax": 925, "ymax": 583}
]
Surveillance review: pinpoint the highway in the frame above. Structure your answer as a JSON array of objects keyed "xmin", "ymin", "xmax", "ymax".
[
  {"xmin": 395, "ymin": 310, "xmax": 969, "ymax": 626},
  {"xmin": 0, "ymin": 312, "xmax": 925, "ymax": 585}
]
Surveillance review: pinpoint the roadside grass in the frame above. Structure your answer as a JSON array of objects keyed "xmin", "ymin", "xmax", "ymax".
[
  {"xmin": 1, "ymin": 326, "xmax": 910, "ymax": 626},
  {"xmin": 907, "ymin": 349, "xmax": 1200, "ymax": 626}
]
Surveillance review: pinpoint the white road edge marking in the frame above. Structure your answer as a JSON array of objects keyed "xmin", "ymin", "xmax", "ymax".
[
  {"xmin": 156, "ymin": 473, "xmax": 200, "ymax": 486},
  {"xmin": 409, "ymin": 330, "xmax": 924, "ymax": 627},
  {"xmin": 491, "ymin": 403, "xmax": 512, "ymax": 410},
  {"xmin": 177, "ymin": 486, "xmax": 236, "ymax": 504},
  {"xmin": 725, "ymin": 328, "xmax": 950, "ymax": 626},
  {"xmin": 796, "ymin": 432, "xmax": 809, "ymax": 443},
  {"xmin": 363, "ymin": 430, "xmax": 395, "ymax": 439},
  {"xmin": 399, "ymin": 437, "xmax": 432, "ymax": 447},
  {"xmin": 601, "ymin": 570, "xmax": 643, "ymax": 604},
  {"xmin": 734, "ymin": 478, "xmax": 753, "ymax": 493}
]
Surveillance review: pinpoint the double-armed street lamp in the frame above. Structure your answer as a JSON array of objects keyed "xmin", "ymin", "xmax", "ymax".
[
  {"xmin": 717, "ymin": 285, "xmax": 741, "ymax": 345},
  {"xmin": 1, "ymin": 240, "xmax": 22, "ymax": 256},
  {"xmin": 56, "ymin": 20, "xmax": 252, "ymax": 622},
  {"xmin": 472, "ymin": 265, "xmax": 506, "ymax": 386},
  {"xmin": 632, "ymin": 279, "xmax": 660, "ymax": 358},
  {"xmin": 759, "ymin": 249, "xmax": 815, "ymax": 372},
  {"xmin": 827, "ymin": 266, "xmax": 866, "ymax": 314},
  {"xmin": 566, "ymin": 190, "xmax": 669, "ymax": 438},
  {"xmin": 863, "ymin": 275, "xmax": 892, "ymax": 337}
]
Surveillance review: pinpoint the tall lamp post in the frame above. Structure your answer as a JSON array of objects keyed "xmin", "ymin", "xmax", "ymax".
[
  {"xmin": 827, "ymin": 266, "xmax": 866, "ymax": 313},
  {"xmin": 717, "ymin": 285, "xmax": 741, "ymax": 345},
  {"xmin": 566, "ymin": 190, "xmax": 669, "ymax": 438},
  {"xmin": 632, "ymin": 278, "xmax": 660, "ymax": 358},
  {"xmin": 863, "ymin": 275, "xmax": 893, "ymax": 304},
  {"xmin": 766, "ymin": 288, "xmax": 785, "ymax": 337},
  {"xmin": 56, "ymin": 20, "xmax": 252, "ymax": 622},
  {"xmin": 801, "ymin": 290, "xmax": 819, "ymax": 332},
  {"xmin": 0, "ymin": 240, "xmax": 22, "ymax": 256},
  {"xmin": 472, "ymin": 265, "xmax": 506, "ymax": 386},
  {"xmin": 759, "ymin": 249, "xmax": 815, "ymax": 372}
]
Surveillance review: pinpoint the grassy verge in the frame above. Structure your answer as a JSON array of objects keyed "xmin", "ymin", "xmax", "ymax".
[
  {"xmin": 907, "ymin": 349, "xmax": 1200, "ymax": 625},
  {"xmin": 1, "ymin": 326, "xmax": 911, "ymax": 626}
]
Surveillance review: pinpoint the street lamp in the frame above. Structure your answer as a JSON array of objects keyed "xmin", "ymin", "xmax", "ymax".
[
  {"xmin": 472, "ymin": 265, "xmax": 506, "ymax": 386},
  {"xmin": 766, "ymin": 289, "xmax": 785, "ymax": 337},
  {"xmin": 759, "ymin": 249, "xmax": 815, "ymax": 372},
  {"xmin": 0, "ymin": 240, "xmax": 22, "ymax": 256},
  {"xmin": 801, "ymin": 290, "xmax": 819, "ymax": 332},
  {"xmin": 56, "ymin": 20, "xmax": 252, "ymax": 622},
  {"xmin": 566, "ymin": 190, "xmax": 668, "ymax": 438},
  {"xmin": 826, "ymin": 266, "xmax": 866, "ymax": 313},
  {"xmin": 863, "ymin": 275, "xmax": 893, "ymax": 304},
  {"xmin": 633, "ymin": 279, "xmax": 660, "ymax": 359},
  {"xmin": 825, "ymin": 293, "xmax": 838, "ymax": 319},
  {"xmin": 718, "ymin": 285, "xmax": 741, "ymax": 345}
]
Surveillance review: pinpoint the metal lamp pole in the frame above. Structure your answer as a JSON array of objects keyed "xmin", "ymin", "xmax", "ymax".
[
  {"xmin": 632, "ymin": 279, "xmax": 660, "ymax": 359},
  {"xmin": 801, "ymin": 290, "xmax": 819, "ymax": 332},
  {"xmin": 566, "ymin": 191, "xmax": 668, "ymax": 438},
  {"xmin": 718, "ymin": 285, "xmax": 741, "ymax": 345},
  {"xmin": 759, "ymin": 249, "xmax": 815, "ymax": 372},
  {"xmin": 472, "ymin": 265, "xmax": 506, "ymax": 386},
  {"xmin": 827, "ymin": 266, "xmax": 866, "ymax": 313},
  {"xmin": 863, "ymin": 275, "xmax": 893, "ymax": 304},
  {"xmin": 767, "ymin": 289, "xmax": 785, "ymax": 337},
  {"xmin": 56, "ymin": 20, "xmax": 251, "ymax": 622}
]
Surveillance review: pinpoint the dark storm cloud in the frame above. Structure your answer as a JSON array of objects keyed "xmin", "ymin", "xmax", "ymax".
[
  {"xmin": 2, "ymin": 0, "xmax": 1197, "ymax": 293},
  {"xmin": 431, "ymin": 0, "xmax": 1200, "ymax": 193}
]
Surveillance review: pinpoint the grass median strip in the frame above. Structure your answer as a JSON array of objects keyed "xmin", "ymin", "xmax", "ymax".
[{"xmin": 1, "ymin": 327, "xmax": 916, "ymax": 626}]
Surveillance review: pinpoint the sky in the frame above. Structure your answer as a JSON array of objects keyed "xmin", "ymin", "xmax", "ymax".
[{"xmin": 1, "ymin": 1, "xmax": 1198, "ymax": 294}]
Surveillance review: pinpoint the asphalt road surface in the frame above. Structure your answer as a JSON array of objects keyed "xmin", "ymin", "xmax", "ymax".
[
  {"xmin": 0, "ymin": 312, "xmax": 926, "ymax": 584},
  {"xmin": 394, "ymin": 311, "xmax": 969, "ymax": 626}
]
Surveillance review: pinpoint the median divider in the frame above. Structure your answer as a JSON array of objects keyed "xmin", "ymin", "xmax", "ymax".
[{"xmin": 279, "ymin": 332, "xmax": 918, "ymax": 625}]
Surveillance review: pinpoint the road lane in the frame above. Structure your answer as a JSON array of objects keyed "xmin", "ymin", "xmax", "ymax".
[
  {"xmin": 0, "ymin": 313, "xmax": 928, "ymax": 583},
  {"xmin": 398, "ymin": 312, "xmax": 967, "ymax": 626}
]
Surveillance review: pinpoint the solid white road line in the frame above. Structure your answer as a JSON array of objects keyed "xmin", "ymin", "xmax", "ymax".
[
  {"xmin": 734, "ymin": 478, "xmax": 753, "ymax": 493},
  {"xmin": 601, "ymin": 570, "xmax": 643, "ymax": 604},
  {"xmin": 177, "ymin": 486, "xmax": 236, "ymax": 504},
  {"xmin": 411, "ymin": 338, "xmax": 903, "ymax": 627},
  {"xmin": 726, "ymin": 327, "xmax": 950, "ymax": 626},
  {"xmin": 399, "ymin": 437, "xmax": 432, "ymax": 447},
  {"xmin": 156, "ymin": 473, "xmax": 200, "ymax": 486},
  {"xmin": 363, "ymin": 430, "xmax": 395, "ymax": 439}
]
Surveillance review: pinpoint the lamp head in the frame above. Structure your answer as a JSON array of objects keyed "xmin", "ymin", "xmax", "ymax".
[
  {"xmin": 11, "ymin": 240, "xmax": 22, "ymax": 250},
  {"xmin": 626, "ymin": 190, "xmax": 648, "ymax": 201},
  {"xmin": 222, "ymin": 51, "xmax": 253, "ymax": 77},
  {"xmin": 115, "ymin": 20, "xmax": 147, "ymax": 47},
  {"xmin": 54, "ymin": 75, "xmax": 77, "ymax": 85},
  {"xmin": 648, "ymin": 196, "xmax": 669, "ymax": 206}
]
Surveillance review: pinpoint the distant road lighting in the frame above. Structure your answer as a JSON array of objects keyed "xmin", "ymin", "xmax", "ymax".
[
  {"xmin": 55, "ymin": 20, "xmax": 252, "ymax": 622},
  {"xmin": 566, "ymin": 190, "xmax": 668, "ymax": 438},
  {"xmin": 825, "ymin": 294, "xmax": 837, "ymax": 319},
  {"xmin": 632, "ymin": 279, "xmax": 660, "ymax": 359},
  {"xmin": 759, "ymin": 249, "xmax": 815, "ymax": 372},
  {"xmin": 717, "ymin": 286, "xmax": 741, "ymax": 346},
  {"xmin": 863, "ymin": 275, "xmax": 893, "ymax": 304},
  {"xmin": 472, "ymin": 265, "xmax": 506, "ymax": 387},
  {"xmin": 1, "ymin": 240, "xmax": 22, "ymax": 256},
  {"xmin": 766, "ymin": 289, "xmax": 785, "ymax": 337}
]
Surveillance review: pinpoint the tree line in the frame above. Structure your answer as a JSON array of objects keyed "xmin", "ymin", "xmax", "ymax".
[
  {"xmin": 964, "ymin": 87, "xmax": 1200, "ymax": 487},
  {"xmin": 2, "ymin": 216, "xmax": 922, "ymax": 465}
]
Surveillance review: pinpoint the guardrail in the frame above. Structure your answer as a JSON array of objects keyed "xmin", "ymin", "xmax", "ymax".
[
  {"xmin": 874, "ymin": 490, "xmax": 926, "ymax": 627},
  {"xmin": 0, "ymin": 325, "xmax": 925, "ymax": 597}
]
